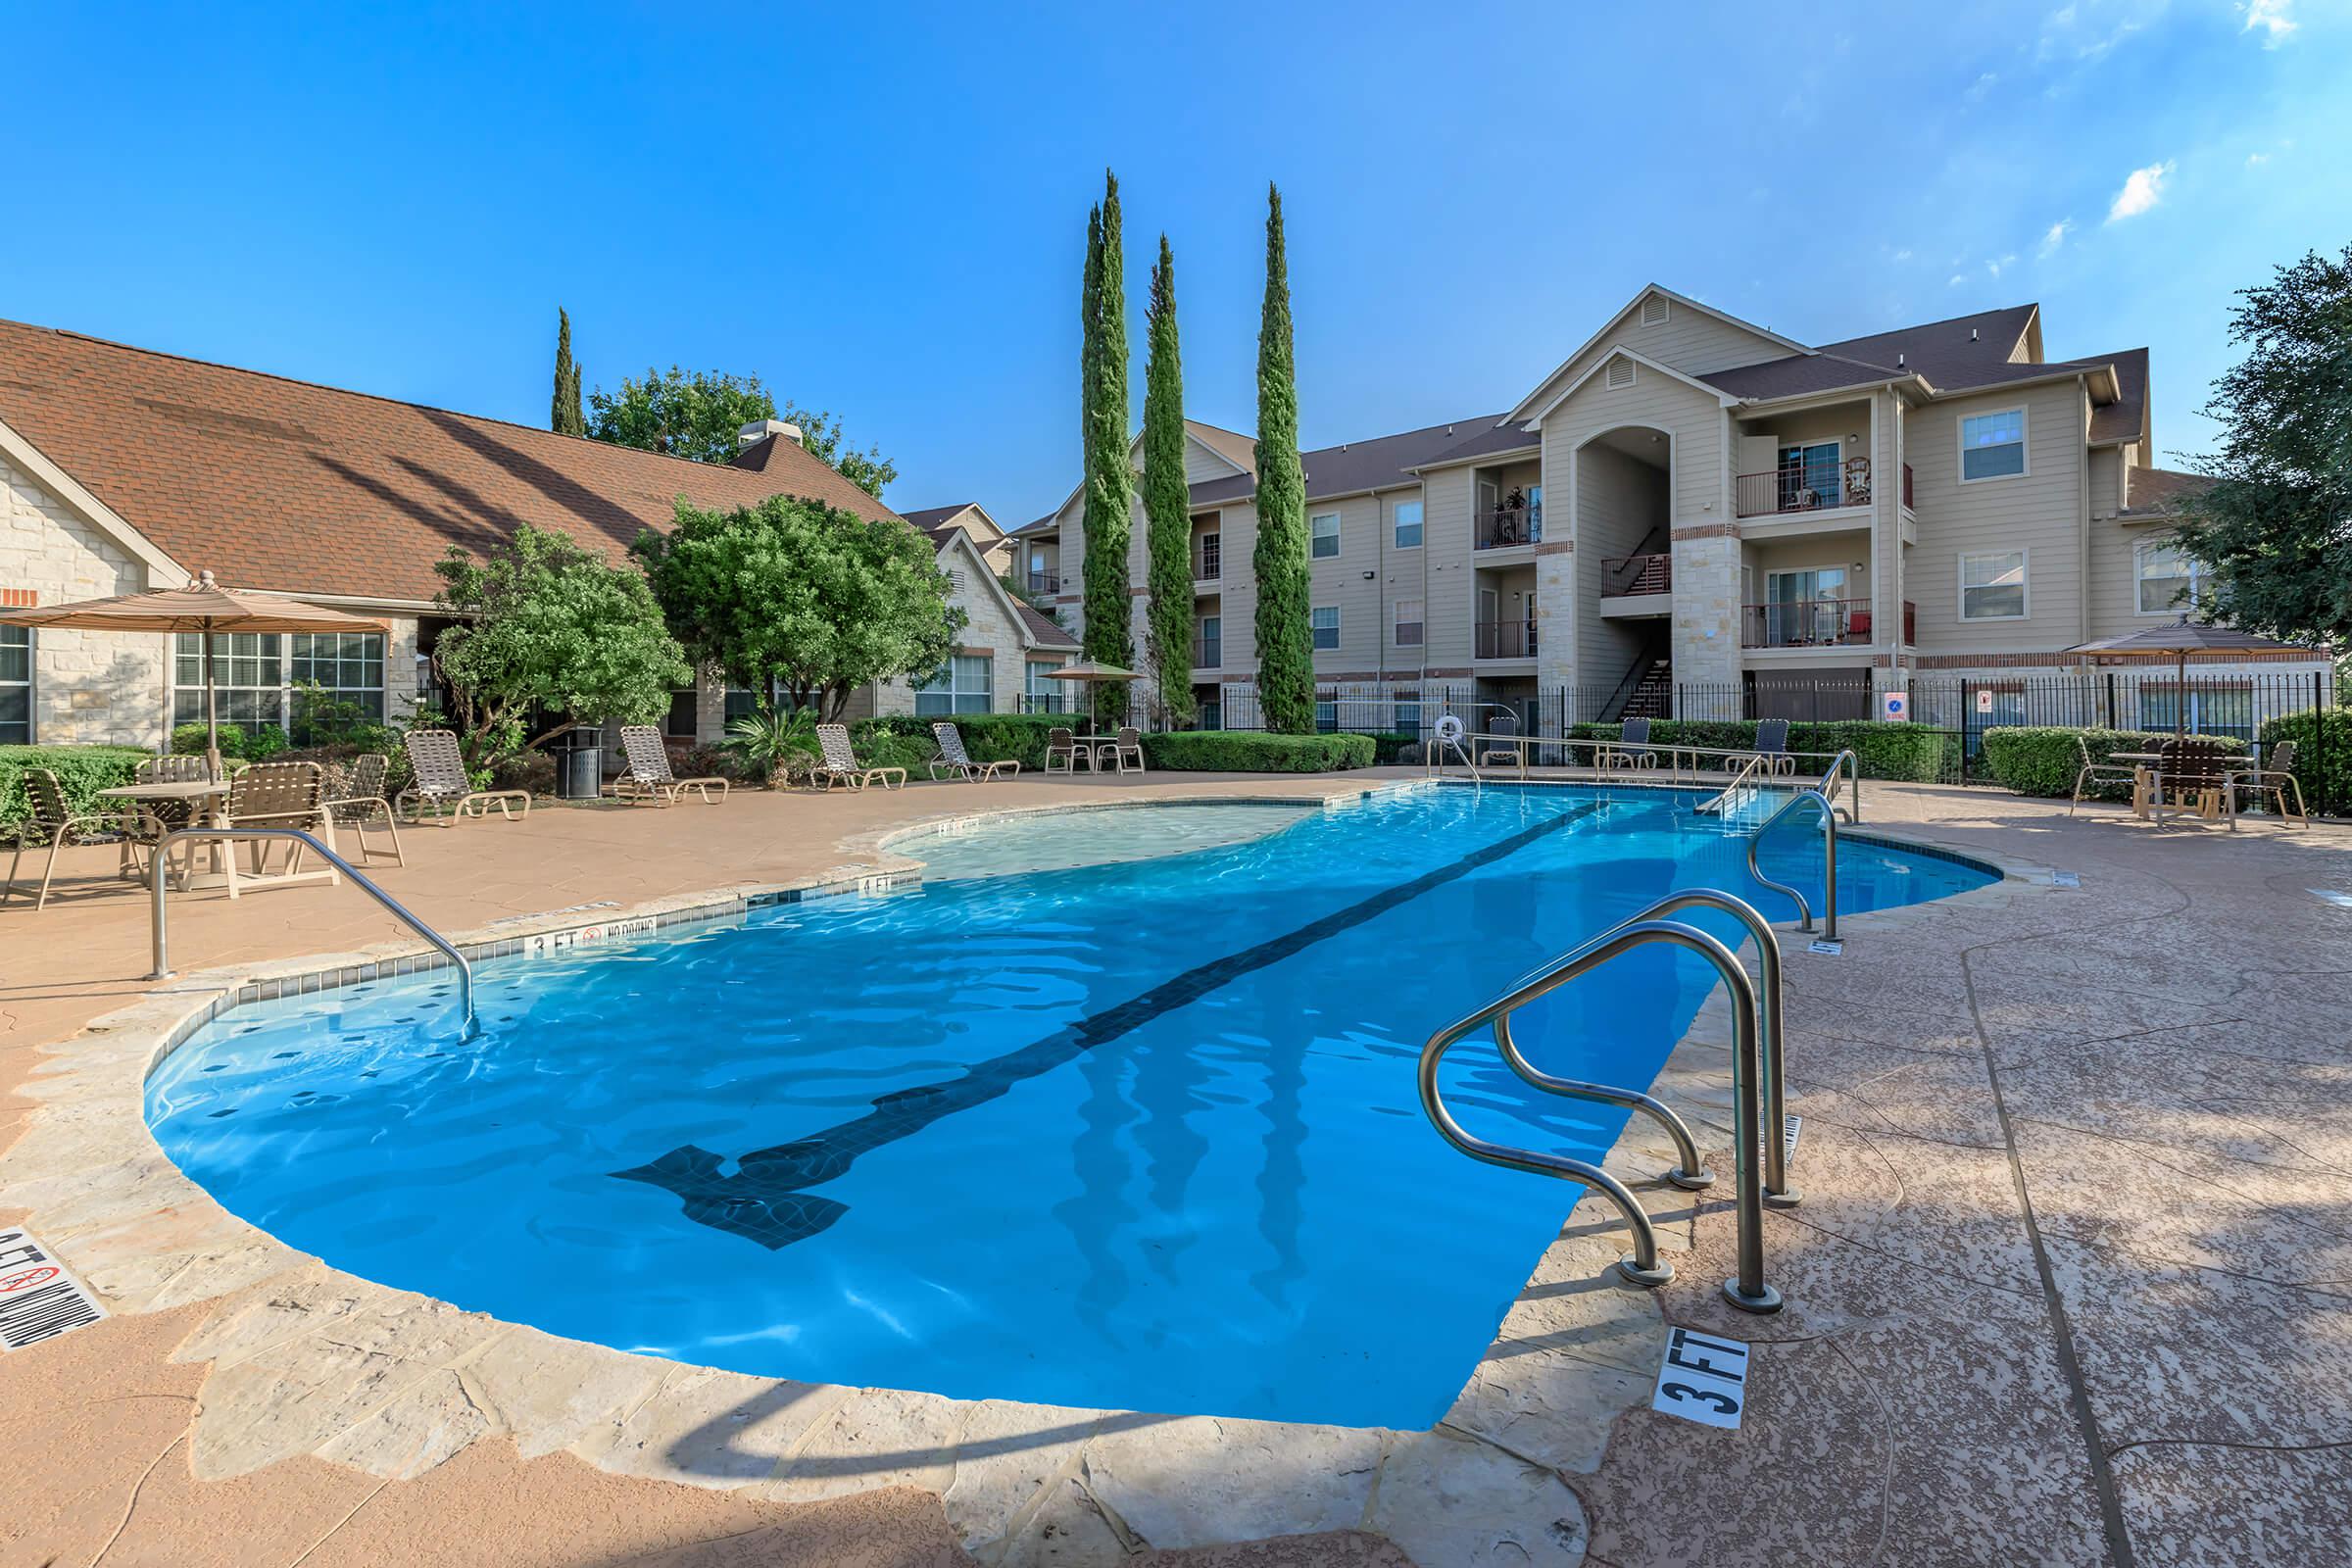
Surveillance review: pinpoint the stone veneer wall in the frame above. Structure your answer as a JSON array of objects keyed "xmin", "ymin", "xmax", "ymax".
[
  {"xmin": 1670, "ymin": 529, "xmax": 1741, "ymax": 687},
  {"xmin": 873, "ymin": 554, "xmax": 1041, "ymax": 717},
  {"xmin": 2, "ymin": 456, "xmax": 165, "ymax": 745}
]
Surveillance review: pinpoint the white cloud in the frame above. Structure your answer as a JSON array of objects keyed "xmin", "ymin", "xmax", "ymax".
[
  {"xmin": 1893, "ymin": 248, "xmax": 1914, "ymax": 263},
  {"xmin": 2039, "ymin": 220, "xmax": 2073, "ymax": 257},
  {"xmin": 1985, "ymin": 253, "xmax": 2020, "ymax": 278},
  {"xmin": 2106, "ymin": 160, "xmax": 2174, "ymax": 220},
  {"xmin": 2246, "ymin": 151, "xmax": 2270, "ymax": 167},
  {"xmin": 1948, "ymin": 273, "xmax": 1969, "ymax": 287},
  {"xmin": 1964, "ymin": 71, "xmax": 2000, "ymax": 102},
  {"xmin": 2037, "ymin": 0, "xmax": 2165, "ymax": 65},
  {"xmin": 2242, "ymin": 0, "xmax": 2297, "ymax": 46}
]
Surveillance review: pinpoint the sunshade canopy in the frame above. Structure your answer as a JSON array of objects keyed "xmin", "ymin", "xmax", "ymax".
[
  {"xmin": 1042, "ymin": 662, "xmax": 1142, "ymax": 682},
  {"xmin": 2064, "ymin": 617, "xmax": 2306, "ymax": 659}
]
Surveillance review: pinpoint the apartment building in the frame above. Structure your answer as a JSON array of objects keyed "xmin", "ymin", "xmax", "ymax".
[{"xmin": 1022, "ymin": 284, "xmax": 2325, "ymax": 730}]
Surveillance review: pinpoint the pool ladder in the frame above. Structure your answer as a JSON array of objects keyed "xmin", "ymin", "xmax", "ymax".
[{"xmin": 1419, "ymin": 889, "xmax": 1796, "ymax": 1314}]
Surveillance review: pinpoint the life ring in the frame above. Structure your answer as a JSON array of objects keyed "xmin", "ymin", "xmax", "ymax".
[{"xmin": 1433, "ymin": 713, "xmax": 1466, "ymax": 748}]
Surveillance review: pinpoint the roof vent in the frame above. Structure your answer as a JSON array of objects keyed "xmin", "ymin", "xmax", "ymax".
[
  {"xmin": 1641, "ymin": 296, "xmax": 1671, "ymax": 326},
  {"xmin": 1605, "ymin": 357, "xmax": 1637, "ymax": 389},
  {"xmin": 737, "ymin": 418, "xmax": 804, "ymax": 450},
  {"xmin": 1896, "ymin": 353, "xmax": 1906, "ymax": 369},
  {"xmin": 1971, "ymin": 328, "xmax": 1980, "ymax": 342}
]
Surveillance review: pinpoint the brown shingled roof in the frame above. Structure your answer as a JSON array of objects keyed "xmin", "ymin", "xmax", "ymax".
[
  {"xmin": 2120, "ymin": 466, "xmax": 2212, "ymax": 516},
  {"xmin": 1189, "ymin": 414, "xmax": 1516, "ymax": 507},
  {"xmin": 0, "ymin": 318, "xmax": 902, "ymax": 602},
  {"xmin": 1014, "ymin": 601, "xmax": 1078, "ymax": 648}
]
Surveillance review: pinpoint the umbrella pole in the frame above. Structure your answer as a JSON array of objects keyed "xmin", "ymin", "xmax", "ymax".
[
  {"xmin": 203, "ymin": 621, "xmax": 222, "ymax": 782},
  {"xmin": 2177, "ymin": 650, "xmax": 2188, "ymax": 745}
]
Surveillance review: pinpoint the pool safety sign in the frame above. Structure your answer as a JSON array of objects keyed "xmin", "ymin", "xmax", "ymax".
[
  {"xmin": 0, "ymin": 1229, "xmax": 104, "ymax": 1351},
  {"xmin": 1879, "ymin": 688, "xmax": 1909, "ymax": 721},
  {"xmin": 1652, "ymin": 1326, "xmax": 1751, "ymax": 1430}
]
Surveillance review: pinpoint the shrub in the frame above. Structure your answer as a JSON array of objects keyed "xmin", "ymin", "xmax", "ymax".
[
  {"xmin": 1140, "ymin": 731, "xmax": 1375, "ymax": 772},
  {"xmin": 0, "ymin": 745, "xmax": 151, "ymax": 833},
  {"xmin": 2258, "ymin": 708, "xmax": 2352, "ymax": 815},
  {"xmin": 172, "ymin": 722, "xmax": 242, "ymax": 760},
  {"xmin": 1567, "ymin": 719, "xmax": 1948, "ymax": 782},
  {"xmin": 858, "ymin": 713, "xmax": 1067, "ymax": 772},
  {"xmin": 1979, "ymin": 726, "xmax": 2168, "ymax": 797},
  {"xmin": 489, "ymin": 749, "xmax": 557, "ymax": 796},
  {"xmin": 1362, "ymin": 731, "xmax": 1418, "ymax": 765}
]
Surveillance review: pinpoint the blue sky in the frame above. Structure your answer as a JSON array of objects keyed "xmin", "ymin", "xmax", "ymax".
[{"xmin": 7, "ymin": 1, "xmax": 2345, "ymax": 524}]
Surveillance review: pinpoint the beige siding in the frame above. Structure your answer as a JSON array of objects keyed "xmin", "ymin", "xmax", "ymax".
[
  {"xmin": 1182, "ymin": 431, "xmax": 1248, "ymax": 485},
  {"xmin": 1905, "ymin": 382, "xmax": 2087, "ymax": 651},
  {"xmin": 2086, "ymin": 519, "xmax": 2179, "ymax": 638},
  {"xmin": 1519, "ymin": 294, "xmax": 1790, "ymax": 418},
  {"xmin": 1572, "ymin": 444, "xmax": 1663, "ymax": 684},
  {"xmin": 1416, "ymin": 466, "xmax": 1474, "ymax": 667},
  {"xmin": 2088, "ymin": 447, "xmax": 2124, "ymax": 518}
]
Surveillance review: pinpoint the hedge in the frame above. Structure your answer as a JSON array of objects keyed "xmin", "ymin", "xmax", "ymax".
[
  {"xmin": 1140, "ymin": 731, "xmax": 1376, "ymax": 772},
  {"xmin": 856, "ymin": 712, "xmax": 1065, "ymax": 772},
  {"xmin": 2258, "ymin": 708, "xmax": 2352, "ymax": 815},
  {"xmin": 0, "ymin": 745, "xmax": 151, "ymax": 833},
  {"xmin": 1569, "ymin": 719, "xmax": 1949, "ymax": 783},
  {"xmin": 1979, "ymin": 726, "xmax": 2169, "ymax": 797}
]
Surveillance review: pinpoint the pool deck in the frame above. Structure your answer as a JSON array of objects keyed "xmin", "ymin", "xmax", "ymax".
[{"xmin": 3, "ymin": 768, "xmax": 2348, "ymax": 1566}]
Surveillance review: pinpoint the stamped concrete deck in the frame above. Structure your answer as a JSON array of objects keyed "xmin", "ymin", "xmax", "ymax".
[{"xmin": 3, "ymin": 770, "xmax": 2347, "ymax": 1566}]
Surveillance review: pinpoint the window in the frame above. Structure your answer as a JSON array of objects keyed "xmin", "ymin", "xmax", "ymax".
[
  {"xmin": 1777, "ymin": 441, "xmax": 1841, "ymax": 508},
  {"xmin": 2135, "ymin": 540, "xmax": 2205, "ymax": 615},
  {"xmin": 172, "ymin": 632, "xmax": 286, "ymax": 731},
  {"xmin": 1960, "ymin": 408, "xmax": 2027, "ymax": 481},
  {"xmin": 1393, "ymin": 500, "xmax": 1424, "ymax": 550},
  {"xmin": 1315, "ymin": 697, "xmax": 1338, "ymax": 732},
  {"xmin": 1393, "ymin": 696, "xmax": 1422, "ymax": 738},
  {"xmin": 0, "ymin": 625, "xmax": 28, "ymax": 744},
  {"xmin": 1311, "ymin": 606, "xmax": 1341, "ymax": 651},
  {"xmin": 1960, "ymin": 550, "xmax": 2029, "ymax": 620},
  {"xmin": 1197, "ymin": 530, "xmax": 1221, "ymax": 579},
  {"xmin": 288, "ymin": 631, "xmax": 386, "ymax": 734},
  {"xmin": 1393, "ymin": 598, "xmax": 1424, "ymax": 648},
  {"xmin": 1025, "ymin": 661, "xmax": 1067, "ymax": 713},
  {"xmin": 1195, "ymin": 613, "xmax": 1222, "ymax": 667},
  {"xmin": 2140, "ymin": 682, "xmax": 2253, "ymax": 741},
  {"xmin": 664, "ymin": 688, "xmax": 700, "ymax": 739},
  {"xmin": 1311, "ymin": 513, "xmax": 1341, "ymax": 560},
  {"xmin": 1605, "ymin": 357, "xmax": 1637, "ymax": 390},
  {"xmin": 723, "ymin": 685, "xmax": 765, "ymax": 724},
  {"xmin": 916, "ymin": 653, "xmax": 993, "ymax": 715}
]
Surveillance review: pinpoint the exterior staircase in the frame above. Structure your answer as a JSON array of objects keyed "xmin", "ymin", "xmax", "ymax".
[{"xmin": 1621, "ymin": 661, "xmax": 1673, "ymax": 719}]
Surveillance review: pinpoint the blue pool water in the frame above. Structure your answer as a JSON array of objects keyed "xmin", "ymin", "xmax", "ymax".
[{"xmin": 147, "ymin": 785, "xmax": 1992, "ymax": 1428}]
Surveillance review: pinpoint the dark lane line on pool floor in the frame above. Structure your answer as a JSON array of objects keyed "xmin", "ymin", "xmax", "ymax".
[{"xmin": 612, "ymin": 801, "xmax": 1604, "ymax": 1251}]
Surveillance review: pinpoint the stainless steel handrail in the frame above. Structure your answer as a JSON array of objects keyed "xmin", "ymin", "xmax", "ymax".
[
  {"xmin": 147, "ymin": 827, "xmax": 475, "ymax": 1032},
  {"xmin": 1421, "ymin": 911, "xmax": 1783, "ymax": 1311},
  {"xmin": 1695, "ymin": 753, "xmax": 1768, "ymax": 815},
  {"xmin": 1493, "ymin": 1009, "xmax": 1715, "ymax": 1194},
  {"xmin": 1814, "ymin": 747, "xmax": 1861, "ymax": 821},
  {"xmin": 1746, "ymin": 787, "xmax": 1839, "ymax": 942}
]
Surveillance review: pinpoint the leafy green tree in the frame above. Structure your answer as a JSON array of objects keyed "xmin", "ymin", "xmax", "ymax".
[
  {"xmin": 589, "ymin": 367, "xmax": 778, "ymax": 465},
  {"xmin": 429, "ymin": 522, "xmax": 690, "ymax": 764},
  {"xmin": 1142, "ymin": 234, "xmax": 1195, "ymax": 726},
  {"xmin": 774, "ymin": 402, "xmax": 899, "ymax": 499},
  {"xmin": 2170, "ymin": 244, "xmax": 2352, "ymax": 643},
  {"xmin": 1251, "ymin": 183, "xmax": 1314, "ymax": 734},
  {"xmin": 552, "ymin": 308, "xmax": 585, "ymax": 436},
  {"xmin": 632, "ymin": 496, "xmax": 963, "ymax": 722},
  {"xmin": 1081, "ymin": 170, "xmax": 1135, "ymax": 719}
]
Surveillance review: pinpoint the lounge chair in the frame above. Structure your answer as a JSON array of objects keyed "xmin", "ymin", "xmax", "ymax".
[
  {"xmin": 2226, "ymin": 739, "xmax": 2308, "ymax": 830},
  {"xmin": 4, "ymin": 768, "xmax": 152, "ymax": 912},
  {"xmin": 613, "ymin": 725, "xmax": 729, "ymax": 805},
  {"xmin": 1107, "ymin": 726, "xmax": 1145, "ymax": 773},
  {"xmin": 2069, "ymin": 735, "xmax": 2141, "ymax": 816},
  {"xmin": 1478, "ymin": 712, "xmax": 1526, "ymax": 769},
  {"xmin": 811, "ymin": 723, "xmax": 906, "ymax": 791},
  {"xmin": 1733, "ymin": 718, "xmax": 1795, "ymax": 778},
  {"xmin": 323, "ymin": 754, "xmax": 406, "ymax": 863},
  {"xmin": 395, "ymin": 729, "xmax": 532, "ymax": 825},
  {"xmin": 1045, "ymin": 726, "xmax": 1083, "ymax": 774},
  {"xmin": 928, "ymin": 722, "xmax": 1020, "ymax": 782},
  {"xmin": 1604, "ymin": 717, "xmax": 1658, "ymax": 771}
]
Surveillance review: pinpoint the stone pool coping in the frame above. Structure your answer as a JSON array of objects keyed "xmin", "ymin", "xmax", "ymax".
[{"xmin": 0, "ymin": 779, "xmax": 2044, "ymax": 1566}]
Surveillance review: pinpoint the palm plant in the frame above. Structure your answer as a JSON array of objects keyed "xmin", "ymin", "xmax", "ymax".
[{"xmin": 726, "ymin": 707, "xmax": 818, "ymax": 789}]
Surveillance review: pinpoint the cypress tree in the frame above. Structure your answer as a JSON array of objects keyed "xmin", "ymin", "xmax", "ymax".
[
  {"xmin": 1142, "ymin": 234, "xmax": 1194, "ymax": 726},
  {"xmin": 551, "ymin": 308, "xmax": 585, "ymax": 436},
  {"xmin": 1081, "ymin": 171, "xmax": 1135, "ymax": 719},
  {"xmin": 1251, "ymin": 184, "xmax": 1313, "ymax": 734}
]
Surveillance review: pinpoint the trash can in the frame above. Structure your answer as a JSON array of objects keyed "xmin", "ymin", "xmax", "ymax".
[{"xmin": 556, "ymin": 742, "xmax": 603, "ymax": 800}]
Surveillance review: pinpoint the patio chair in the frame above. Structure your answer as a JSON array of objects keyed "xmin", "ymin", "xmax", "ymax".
[
  {"xmin": 1044, "ymin": 726, "xmax": 1082, "ymax": 774},
  {"xmin": 612, "ymin": 725, "xmax": 729, "ymax": 806},
  {"xmin": 395, "ymin": 729, "xmax": 531, "ymax": 825},
  {"xmin": 2149, "ymin": 737, "xmax": 2230, "ymax": 826},
  {"xmin": 811, "ymin": 723, "xmax": 906, "ymax": 791},
  {"xmin": 4, "ymin": 768, "xmax": 153, "ymax": 912},
  {"xmin": 322, "ymin": 754, "xmax": 406, "ymax": 864},
  {"xmin": 1604, "ymin": 717, "xmax": 1658, "ymax": 771},
  {"xmin": 2225, "ymin": 739, "xmax": 2309, "ymax": 830},
  {"xmin": 928, "ymin": 722, "xmax": 1020, "ymax": 782},
  {"xmin": 1478, "ymin": 711, "xmax": 1526, "ymax": 769},
  {"xmin": 113, "ymin": 755, "xmax": 214, "ymax": 879},
  {"xmin": 1108, "ymin": 726, "xmax": 1146, "ymax": 773},
  {"xmin": 1732, "ymin": 718, "xmax": 1795, "ymax": 778},
  {"xmin": 2069, "ymin": 735, "xmax": 2142, "ymax": 816},
  {"xmin": 225, "ymin": 761, "xmax": 336, "ymax": 881}
]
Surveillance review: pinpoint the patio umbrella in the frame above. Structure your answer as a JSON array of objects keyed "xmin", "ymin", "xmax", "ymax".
[
  {"xmin": 1042, "ymin": 661, "xmax": 1142, "ymax": 729},
  {"xmin": 0, "ymin": 569, "xmax": 387, "ymax": 778},
  {"xmin": 2064, "ymin": 616, "xmax": 2309, "ymax": 744}
]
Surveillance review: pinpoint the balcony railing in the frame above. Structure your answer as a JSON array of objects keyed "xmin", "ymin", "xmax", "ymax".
[
  {"xmin": 1602, "ymin": 551, "xmax": 1672, "ymax": 596},
  {"xmin": 1193, "ymin": 636, "xmax": 1221, "ymax": 668},
  {"xmin": 1194, "ymin": 537, "xmax": 1222, "ymax": 580},
  {"xmin": 1742, "ymin": 598, "xmax": 1877, "ymax": 648},
  {"xmin": 1476, "ymin": 619, "xmax": 1539, "ymax": 660},
  {"xmin": 1026, "ymin": 570, "xmax": 1060, "ymax": 595},
  {"xmin": 1737, "ymin": 458, "xmax": 1874, "ymax": 518},
  {"xmin": 1474, "ymin": 505, "xmax": 1543, "ymax": 550}
]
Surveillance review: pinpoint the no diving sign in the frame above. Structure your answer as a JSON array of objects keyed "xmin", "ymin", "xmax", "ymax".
[
  {"xmin": 0, "ymin": 1229, "xmax": 104, "ymax": 1351},
  {"xmin": 1652, "ymin": 1325, "xmax": 1751, "ymax": 1429}
]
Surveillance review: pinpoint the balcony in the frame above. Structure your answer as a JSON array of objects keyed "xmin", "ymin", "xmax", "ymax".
[
  {"xmin": 1602, "ymin": 551, "xmax": 1671, "ymax": 596},
  {"xmin": 1193, "ymin": 537, "xmax": 1221, "ymax": 581},
  {"xmin": 1741, "ymin": 599, "xmax": 1879, "ymax": 649},
  {"xmin": 1193, "ymin": 635, "xmax": 1221, "ymax": 668},
  {"xmin": 1474, "ymin": 503, "xmax": 1543, "ymax": 551},
  {"xmin": 1475, "ymin": 619, "xmax": 1539, "ymax": 660},
  {"xmin": 1737, "ymin": 458, "xmax": 1877, "ymax": 518},
  {"xmin": 1026, "ymin": 570, "xmax": 1060, "ymax": 595}
]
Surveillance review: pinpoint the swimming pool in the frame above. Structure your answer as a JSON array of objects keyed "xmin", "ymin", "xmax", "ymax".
[{"xmin": 146, "ymin": 785, "xmax": 1993, "ymax": 1429}]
